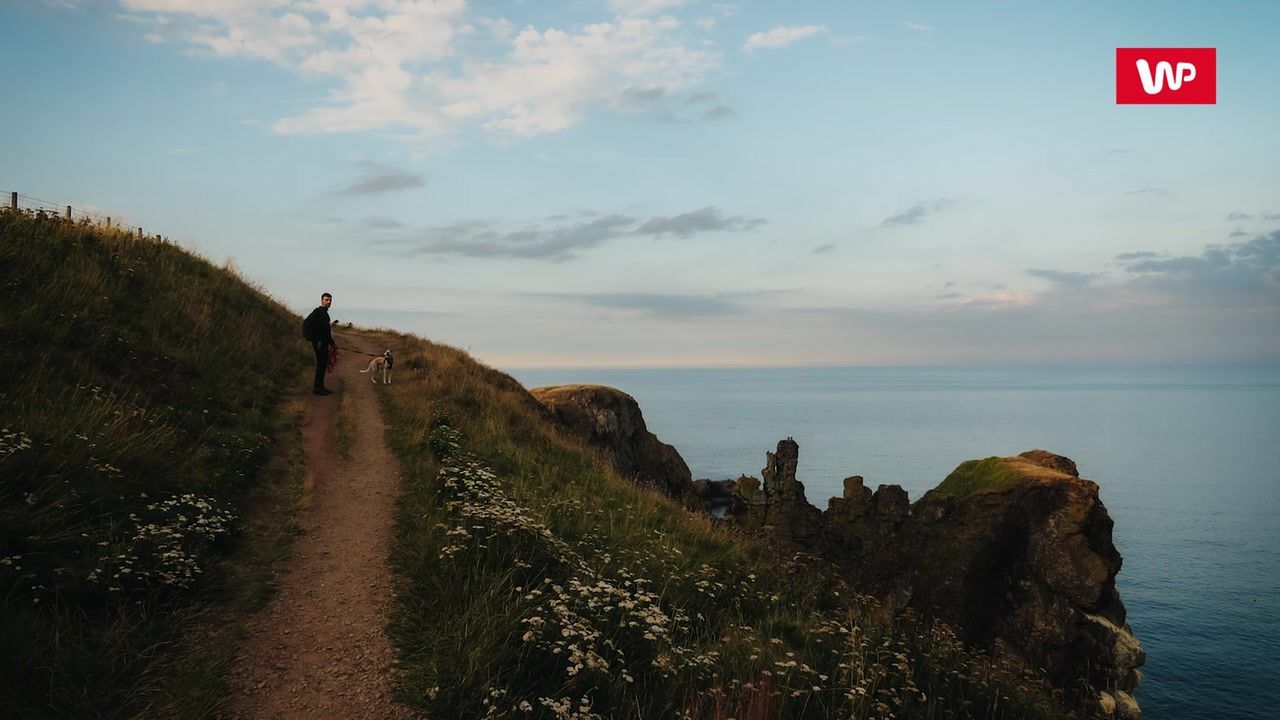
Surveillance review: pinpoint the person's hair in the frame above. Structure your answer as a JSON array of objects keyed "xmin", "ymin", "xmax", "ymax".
[{"xmin": 321, "ymin": 292, "xmax": 332, "ymax": 300}]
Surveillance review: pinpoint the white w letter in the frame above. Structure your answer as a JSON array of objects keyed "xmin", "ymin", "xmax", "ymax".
[{"xmin": 1136, "ymin": 59, "xmax": 1196, "ymax": 94}]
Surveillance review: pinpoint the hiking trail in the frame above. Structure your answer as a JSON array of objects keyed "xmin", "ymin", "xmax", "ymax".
[{"xmin": 226, "ymin": 334, "xmax": 418, "ymax": 719}]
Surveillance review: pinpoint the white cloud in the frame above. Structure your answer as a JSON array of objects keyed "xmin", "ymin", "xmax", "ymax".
[
  {"xmin": 117, "ymin": 0, "xmax": 718, "ymax": 142},
  {"xmin": 742, "ymin": 24, "xmax": 826, "ymax": 53},
  {"xmin": 607, "ymin": 0, "xmax": 695, "ymax": 16},
  {"xmin": 905, "ymin": 21, "xmax": 935, "ymax": 32}
]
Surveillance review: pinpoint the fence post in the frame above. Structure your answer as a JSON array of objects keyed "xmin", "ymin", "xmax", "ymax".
[
  {"xmin": 9, "ymin": 192, "xmax": 15, "ymax": 210},
  {"xmin": 138, "ymin": 227, "xmax": 143, "ymax": 239},
  {"xmin": 66, "ymin": 205, "xmax": 72, "ymax": 220},
  {"xmin": 106, "ymin": 217, "xmax": 111, "ymax": 227}
]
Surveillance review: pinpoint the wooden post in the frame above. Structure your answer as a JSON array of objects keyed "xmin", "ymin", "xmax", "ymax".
[
  {"xmin": 106, "ymin": 217, "xmax": 111, "ymax": 227},
  {"xmin": 66, "ymin": 205, "xmax": 72, "ymax": 220},
  {"xmin": 9, "ymin": 192, "xmax": 16, "ymax": 210},
  {"xmin": 138, "ymin": 227, "xmax": 143, "ymax": 239}
]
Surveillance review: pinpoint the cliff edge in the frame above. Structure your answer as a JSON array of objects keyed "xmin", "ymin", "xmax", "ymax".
[
  {"xmin": 529, "ymin": 384, "xmax": 701, "ymax": 510},
  {"xmin": 733, "ymin": 440, "xmax": 1144, "ymax": 718},
  {"xmin": 538, "ymin": 383, "xmax": 1146, "ymax": 719}
]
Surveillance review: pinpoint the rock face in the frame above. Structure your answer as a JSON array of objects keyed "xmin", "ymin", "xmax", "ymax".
[
  {"xmin": 526, "ymin": 385, "xmax": 1143, "ymax": 717},
  {"xmin": 731, "ymin": 440, "xmax": 1144, "ymax": 717},
  {"xmin": 729, "ymin": 438, "xmax": 823, "ymax": 548},
  {"xmin": 529, "ymin": 385, "xmax": 699, "ymax": 509}
]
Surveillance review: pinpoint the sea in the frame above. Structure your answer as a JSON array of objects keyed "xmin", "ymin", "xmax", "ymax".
[{"xmin": 510, "ymin": 364, "xmax": 1280, "ymax": 720}]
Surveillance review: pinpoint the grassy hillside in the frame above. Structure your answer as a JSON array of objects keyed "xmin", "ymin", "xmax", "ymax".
[
  {"xmin": 1, "ymin": 208, "xmax": 1070, "ymax": 719},
  {"xmin": 0, "ymin": 211, "xmax": 309, "ymax": 717},
  {"xmin": 360, "ymin": 328, "xmax": 1069, "ymax": 719}
]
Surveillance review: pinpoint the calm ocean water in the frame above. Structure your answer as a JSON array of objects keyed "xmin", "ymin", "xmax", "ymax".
[{"xmin": 511, "ymin": 365, "xmax": 1280, "ymax": 720}]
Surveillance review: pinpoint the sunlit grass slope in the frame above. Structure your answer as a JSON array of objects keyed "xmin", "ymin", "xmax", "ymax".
[
  {"xmin": 0, "ymin": 211, "xmax": 308, "ymax": 718},
  {"xmin": 362, "ymin": 329, "xmax": 1069, "ymax": 720}
]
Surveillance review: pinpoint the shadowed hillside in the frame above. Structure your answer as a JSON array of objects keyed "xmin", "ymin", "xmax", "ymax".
[{"xmin": 0, "ymin": 211, "xmax": 308, "ymax": 717}]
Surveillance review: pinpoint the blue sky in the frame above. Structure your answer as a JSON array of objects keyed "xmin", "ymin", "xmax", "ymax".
[{"xmin": 3, "ymin": 0, "xmax": 1278, "ymax": 367}]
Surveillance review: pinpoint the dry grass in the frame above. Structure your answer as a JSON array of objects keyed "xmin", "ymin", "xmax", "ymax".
[{"xmin": 357, "ymin": 328, "xmax": 1068, "ymax": 720}]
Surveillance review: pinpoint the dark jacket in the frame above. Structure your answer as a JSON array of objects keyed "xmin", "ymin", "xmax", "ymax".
[{"xmin": 302, "ymin": 306, "xmax": 334, "ymax": 344}]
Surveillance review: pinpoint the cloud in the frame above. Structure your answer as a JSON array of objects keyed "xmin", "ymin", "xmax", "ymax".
[
  {"xmin": 811, "ymin": 243, "xmax": 836, "ymax": 255},
  {"xmin": 701, "ymin": 104, "xmax": 732, "ymax": 120},
  {"xmin": 634, "ymin": 206, "xmax": 766, "ymax": 238},
  {"xmin": 881, "ymin": 199, "xmax": 953, "ymax": 227},
  {"xmin": 829, "ymin": 34, "xmax": 866, "ymax": 47},
  {"xmin": 398, "ymin": 215, "xmax": 634, "ymax": 261},
  {"xmin": 1025, "ymin": 268, "xmax": 1098, "ymax": 289},
  {"xmin": 607, "ymin": 0, "xmax": 696, "ymax": 16},
  {"xmin": 1114, "ymin": 230, "xmax": 1280, "ymax": 307},
  {"xmin": 694, "ymin": 3, "xmax": 739, "ymax": 31},
  {"xmin": 776, "ymin": 235, "xmax": 1280, "ymax": 361},
  {"xmin": 617, "ymin": 84, "xmax": 732, "ymax": 122},
  {"xmin": 118, "ymin": 2, "xmax": 719, "ymax": 142},
  {"xmin": 379, "ymin": 205, "xmax": 766, "ymax": 261},
  {"xmin": 1115, "ymin": 251, "xmax": 1159, "ymax": 261},
  {"xmin": 539, "ymin": 291, "xmax": 742, "ymax": 318},
  {"xmin": 743, "ymin": 25, "xmax": 827, "ymax": 52},
  {"xmin": 904, "ymin": 21, "xmax": 935, "ymax": 32},
  {"xmin": 1226, "ymin": 211, "xmax": 1253, "ymax": 221},
  {"xmin": 1125, "ymin": 187, "xmax": 1175, "ymax": 198},
  {"xmin": 617, "ymin": 84, "xmax": 668, "ymax": 111},
  {"xmin": 341, "ymin": 161, "xmax": 424, "ymax": 195}
]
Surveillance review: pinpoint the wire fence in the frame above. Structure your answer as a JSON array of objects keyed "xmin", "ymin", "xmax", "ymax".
[{"xmin": 4, "ymin": 190, "xmax": 170, "ymax": 242}]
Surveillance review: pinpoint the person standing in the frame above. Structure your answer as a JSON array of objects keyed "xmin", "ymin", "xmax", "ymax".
[{"xmin": 303, "ymin": 292, "xmax": 336, "ymax": 395}]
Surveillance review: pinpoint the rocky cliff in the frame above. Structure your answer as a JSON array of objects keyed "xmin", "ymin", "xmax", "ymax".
[
  {"xmin": 532, "ymin": 384, "xmax": 1145, "ymax": 718},
  {"xmin": 731, "ymin": 440, "xmax": 1144, "ymax": 719},
  {"xmin": 529, "ymin": 385, "xmax": 700, "ymax": 509}
]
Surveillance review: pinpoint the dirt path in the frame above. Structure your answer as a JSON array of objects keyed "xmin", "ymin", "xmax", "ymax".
[{"xmin": 226, "ymin": 335, "xmax": 418, "ymax": 719}]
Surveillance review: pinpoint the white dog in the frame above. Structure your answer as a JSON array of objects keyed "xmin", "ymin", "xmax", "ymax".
[{"xmin": 359, "ymin": 350, "xmax": 394, "ymax": 384}]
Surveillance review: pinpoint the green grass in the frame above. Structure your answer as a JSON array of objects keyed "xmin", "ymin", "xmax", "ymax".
[
  {"xmin": 937, "ymin": 457, "xmax": 1059, "ymax": 498},
  {"xmin": 0, "ymin": 210, "xmax": 310, "ymax": 718},
  {"xmin": 359, "ymin": 328, "xmax": 1068, "ymax": 720}
]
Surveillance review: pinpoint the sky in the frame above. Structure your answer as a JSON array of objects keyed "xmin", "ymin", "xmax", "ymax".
[{"xmin": 2, "ymin": 0, "xmax": 1278, "ymax": 368}]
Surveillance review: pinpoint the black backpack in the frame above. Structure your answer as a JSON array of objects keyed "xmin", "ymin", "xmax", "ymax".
[{"xmin": 302, "ymin": 309, "xmax": 321, "ymax": 341}]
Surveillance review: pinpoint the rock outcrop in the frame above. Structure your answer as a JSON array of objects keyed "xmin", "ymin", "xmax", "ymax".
[
  {"xmin": 527, "ymin": 385, "xmax": 1143, "ymax": 717},
  {"xmin": 730, "ymin": 440, "xmax": 1144, "ymax": 718},
  {"xmin": 529, "ymin": 385, "xmax": 700, "ymax": 509}
]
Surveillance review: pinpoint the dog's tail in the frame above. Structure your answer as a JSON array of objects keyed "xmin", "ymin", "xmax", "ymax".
[{"xmin": 359, "ymin": 367, "xmax": 371, "ymax": 373}]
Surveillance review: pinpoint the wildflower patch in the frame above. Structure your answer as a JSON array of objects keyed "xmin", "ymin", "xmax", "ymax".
[{"xmin": 88, "ymin": 493, "xmax": 237, "ymax": 592}]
